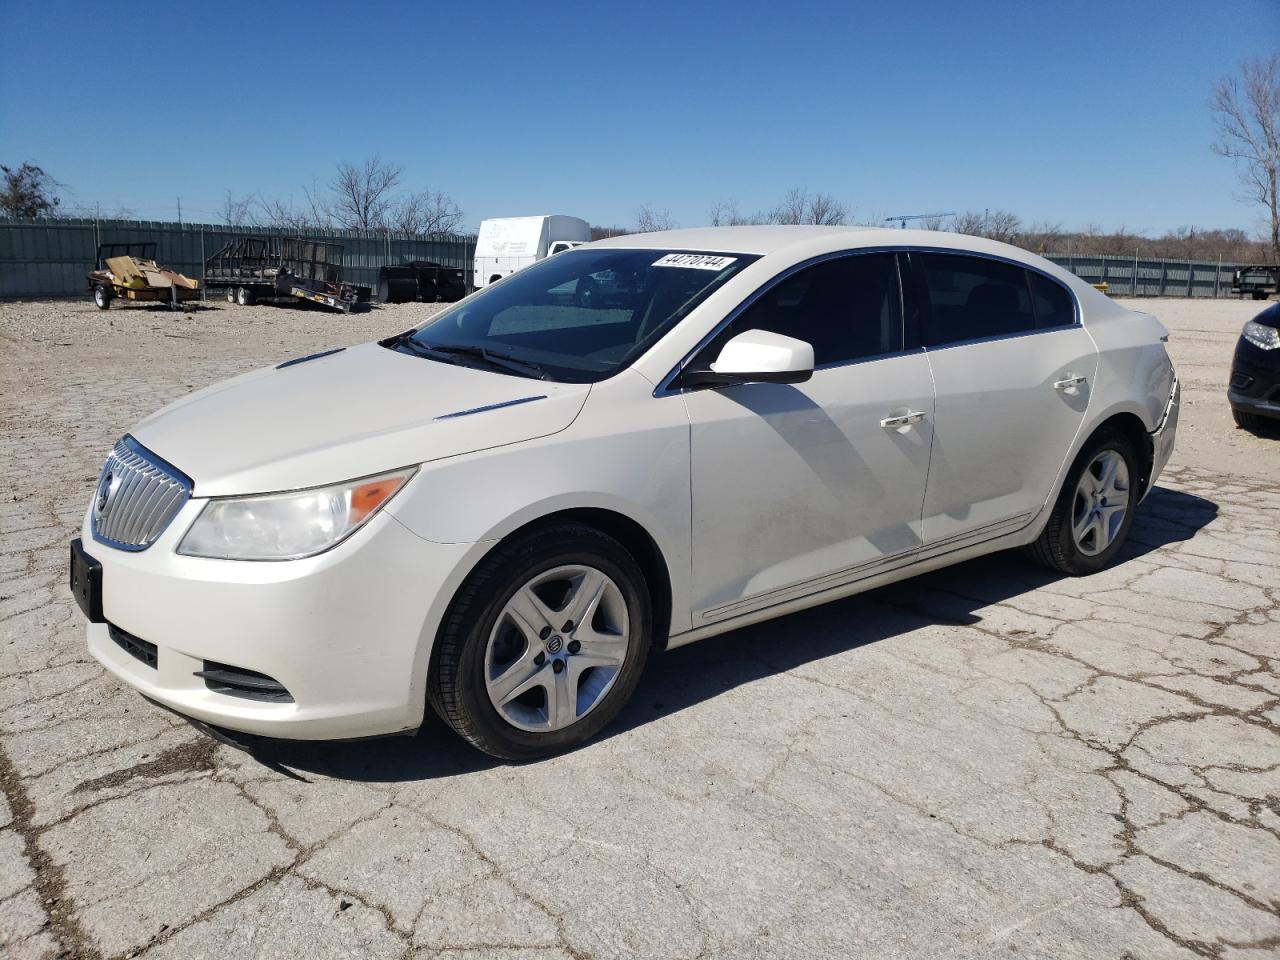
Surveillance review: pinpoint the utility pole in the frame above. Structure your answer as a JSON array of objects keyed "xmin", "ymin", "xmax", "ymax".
[{"xmin": 177, "ymin": 197, "xmax": 183, "ymax": 226}]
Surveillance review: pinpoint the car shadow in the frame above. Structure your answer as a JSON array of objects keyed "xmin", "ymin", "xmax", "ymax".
[{"xmin": 228, "ymin": 485, "xmax": 1217, "ymax": 782}]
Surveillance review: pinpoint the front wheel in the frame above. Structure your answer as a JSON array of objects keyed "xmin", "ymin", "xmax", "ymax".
[
  {"xmin": 92, "ymin": 284, "xmax": 111, "ymax": 310},
  {"xmin": 429, "ymin": 523, "xmax": 651, "ymax": 760},
  {"xmin": 235, "ymin": 285, "xmax": 255, "ymax": 306},
  {"xmin": 1029, "ymin": 428, "xmax": 1139, "ymax": 575}
]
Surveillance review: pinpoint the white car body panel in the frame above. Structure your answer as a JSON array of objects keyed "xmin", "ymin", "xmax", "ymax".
[
  {"xmin": 685, "ymin": 351, "xmax": 935, "ymax": 622},
  {"xmin": 921, "ymin": 326, "xmax": 1097, "ymax": 544},
  {"xmin": 77, "ymin": 225, "xmax": 1179, "ymax": 740},
  {"xmin": 131, "ymin": 342, "xmax": 589, "ymax": 497}
]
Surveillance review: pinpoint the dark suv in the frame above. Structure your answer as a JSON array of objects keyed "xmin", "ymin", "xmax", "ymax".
[{"xmin": 1229, "ymin": 301, "xmax": 1280, "ymax": 431}]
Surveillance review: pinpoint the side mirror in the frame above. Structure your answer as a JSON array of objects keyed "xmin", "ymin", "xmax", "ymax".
[{"xmin": 681, "ymin": 329, "xmax": 815, "ymax": 389}]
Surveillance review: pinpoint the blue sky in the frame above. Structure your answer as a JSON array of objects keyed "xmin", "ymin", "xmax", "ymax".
[{"xmin": 1, "ymin": 0, "xmax": 1277, "ymax": 235}]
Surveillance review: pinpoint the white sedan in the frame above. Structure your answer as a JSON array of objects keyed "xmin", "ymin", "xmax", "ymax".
[{"xmin": 70, "ymin": 227, "xmax": 1179, "ymax": 759}]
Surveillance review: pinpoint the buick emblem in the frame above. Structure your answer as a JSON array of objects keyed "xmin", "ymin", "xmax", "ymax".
[
  {"xmin": 95, "ymin": 471, "xmax": 115, "ymax": 517},
  {"xmin": 545, "ymin": 635, "xmax": 563, "ymax": 654}
]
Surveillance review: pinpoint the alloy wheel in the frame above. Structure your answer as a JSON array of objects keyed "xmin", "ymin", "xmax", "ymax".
[
  {"xmin": 1072, "ymin": 449, "xmax": 1130, "ymax": 556},
  {"xmin": 484, "ymin": 564, "xmax": 630, "ymax": 733}
]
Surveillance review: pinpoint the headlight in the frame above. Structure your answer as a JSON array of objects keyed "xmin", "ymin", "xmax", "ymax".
[
  {"xmin": 1243, "ymin": 320, "xmax": 1280, "ymax": 350},
  {"xmin": 177, "ymin": 468, "xmax": 415, "ymax": 560}
]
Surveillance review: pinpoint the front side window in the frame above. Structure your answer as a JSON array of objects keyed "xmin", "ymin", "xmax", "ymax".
[
  {"xmin": 392, "ymin": 249, "xmax": 757, "ymax": 383},
  {"xmin": 701, "ymin": 253, "xmax": 902, "ymax": 368},
  {"xmin": 919, "ymin": 253, "xmax": 1037, "ymax": 346}
]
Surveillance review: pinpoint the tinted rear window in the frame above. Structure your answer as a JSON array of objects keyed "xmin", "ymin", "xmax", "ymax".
[
  {"xmin": 1029, "ymin": 272, "xmax": 1076, "ymax": 328},
  {"xmin": 919, "ymin": 253, "xmax": 1036, "ymax": 346}
]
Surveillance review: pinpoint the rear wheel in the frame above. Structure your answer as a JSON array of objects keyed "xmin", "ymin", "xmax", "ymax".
[
  {"xmin": 1232, "ymin": 407, "xmax": 1268, "ymax": 432},
  {"xmin": 92, "ymin": 284, "xmax": 111, "ymax": 310},
  {"xmin": 429, "ymin": 523, "xmax": 651, "ymax": 760},
  {"xmin": 1029, "ymin": 428, "xmax": 1139, "ymax": 575},
  {"xmin": 236, "ymin": 285, "xmax": 254, "ymax": 306},
  {"xmin": 225, "ymin": 287, "xmax": 236, "ymax": 303}
]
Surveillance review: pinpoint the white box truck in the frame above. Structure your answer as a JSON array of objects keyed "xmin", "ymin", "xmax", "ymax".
[{"xmin": 473, "ymin": 215, "xmax": 591, "ymax": 289}]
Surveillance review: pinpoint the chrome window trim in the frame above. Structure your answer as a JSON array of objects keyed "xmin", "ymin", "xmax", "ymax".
[
  {"xmin": 90, "ymin": 435, "xmax": 194, "ymax": 553},
  {"xmin": 653, "ymin": 245, "xmax": 1082, "ymax": 397}
]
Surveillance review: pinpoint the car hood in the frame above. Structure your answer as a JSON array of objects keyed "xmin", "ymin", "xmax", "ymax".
[{"xmin": 131, "ymin": 342, "xmax": 590, "ymax": 497}]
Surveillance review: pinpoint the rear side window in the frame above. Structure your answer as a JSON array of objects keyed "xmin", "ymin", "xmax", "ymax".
[
  {"xmin": 707, "ymin": 253, "xmax": 902, "ymax": 367},
  {"xmin": 1028, "ymin": 272, "xmax": 1076, "ymax": 328},
  {"xmin": 919, "ymin": 253, "xmax": 1036, "ymax": 346}
]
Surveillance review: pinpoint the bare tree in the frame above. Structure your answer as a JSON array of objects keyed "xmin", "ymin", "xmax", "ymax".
[
  {"xmin": 950, "ymin": 209, "xmax": 1022, "ymax": 243},
  {"xmin": 769, "ymin": 187, "xmax": 848, "ymax": 225},
  {"xmin": 0, "ymin": 162, "xmax": 61, "ymax": 218},
  {"xmin": 1211, "ymin": 55, "xmax": 1280, "ymax": 264},
  {"xmin": 590, "ymin": 224, "xmax": 630, "ymax": 240},
  {"xmin": 219, "ymin": 190, "xmax": 254, "ymax": 226},
  {"xmin": 330, "ymin": 156, "xmax": 402, "ymax": 230},
  {"xmin": 389, "ymin": 189, "xmax": 463, "ymax": 235},
  {"xmin": 708, "ymin": 198, "xmax": 740, "ymax": 226},
  {"xmin": 637, "ymin": 204, "xmax": 677, "ymax": 232}
]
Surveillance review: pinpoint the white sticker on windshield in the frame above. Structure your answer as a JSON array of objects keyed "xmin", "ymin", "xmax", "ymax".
[{"xmin": 651, "ymin": 253, "xmax": 737, "ymax": 271}]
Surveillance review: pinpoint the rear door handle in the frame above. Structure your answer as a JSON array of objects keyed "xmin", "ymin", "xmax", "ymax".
[
  {"xmin": 1053, "ymin": 375, "xmax": 1087, "ymax": 391},
  {"xmin": 881, "ymin": 411, "xmax": 927, "ymax": 429}
]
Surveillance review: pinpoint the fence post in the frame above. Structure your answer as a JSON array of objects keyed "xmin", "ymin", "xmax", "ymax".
[
  {"xmin": 1157, "ymin": 260, "xmax": 1165, "ymax": 297},
  {"xmin": 1133, "ymin": 252, "xmax": 1139, "ymax": 296},
  {"xmin": 1215, "ymin": 255, "xmax": 1222, "ymax": 298},
  {"xmin": 1186, "ymin": 260, "xmax": 1193, "ymax": 298}
]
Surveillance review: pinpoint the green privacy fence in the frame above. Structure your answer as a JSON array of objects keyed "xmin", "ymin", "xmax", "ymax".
[
  {"xmin": 0, "ymin": 217, "xmax": 1254, "ymax": 300},
  {"xmin": 1044, "ymin": 253, "xmax": 1246, "ymax": 298},
  {"xmin": 0, "ymin": 218, "xmax": 475, "ymax": 299}
]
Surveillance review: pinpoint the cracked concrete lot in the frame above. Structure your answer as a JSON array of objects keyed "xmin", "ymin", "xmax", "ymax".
[{"xmin": 1, "ymin": 295, "xmax": 1278, "ymax": 959}]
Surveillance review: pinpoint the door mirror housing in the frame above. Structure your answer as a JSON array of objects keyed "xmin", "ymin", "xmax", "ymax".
[{"xmin": 681, "ymin": 329, "xmax": 815, "ymax": 389}]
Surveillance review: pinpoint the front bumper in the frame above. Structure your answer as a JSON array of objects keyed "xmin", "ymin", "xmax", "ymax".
[
  {"xmin": 1229, "ymin": 350, "xmax": 1280, "ymax": 421},
  {"xmin": 82, "ymin": 501, "xmax": 473, "ymax": 740}
]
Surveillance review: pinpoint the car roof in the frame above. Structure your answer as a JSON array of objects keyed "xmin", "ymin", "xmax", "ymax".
[{"xmin": 587, "ymin": 224, "xmax": 1039, "ymax": 260}]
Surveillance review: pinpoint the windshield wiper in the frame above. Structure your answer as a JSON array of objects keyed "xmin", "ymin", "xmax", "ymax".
[{"xmin": 427, "ymin": 343, "xmax": 550, "ymax": 380}]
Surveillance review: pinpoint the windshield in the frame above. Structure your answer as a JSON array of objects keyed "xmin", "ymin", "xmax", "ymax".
[{"xmin": 389, "ymin": 248, "xmax": 758, "ymax": 382}]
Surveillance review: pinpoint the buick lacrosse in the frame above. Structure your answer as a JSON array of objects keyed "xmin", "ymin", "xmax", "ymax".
[{"xmin": 71, "ymin": 227, "xmax": 1179, "ymax": 758}]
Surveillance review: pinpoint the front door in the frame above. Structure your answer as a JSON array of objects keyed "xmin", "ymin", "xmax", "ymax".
[{"xmin": 683, "ymin": 252, "xmax": 935, "ymax": 624}]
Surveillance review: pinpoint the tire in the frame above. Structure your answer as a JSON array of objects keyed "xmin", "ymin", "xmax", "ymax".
[
  {"xmin": 1232, "ymin": 406, "xmax": 1268, "ymax": 432},
  {"xmin": 225, "ymin": 288, "xmax": 236, "ymax": 303},
  {"xmin": 429, "ymin": 523, "xmax": 652, "ymax": 760},
  {"xmin": 1028, "ymin": 427, "xmax": 1140, "ymax": 576},
  {"xmin": 236, "ymin": 285, "xmax": 255, "ymax": 307},
  {"xmin": 489, "ymin": 274, "xmax": 503, "ymax": 286},
  {"xmin": 1252, "ymin": 291, "xmax": 1268, "ymax": 301},
  {"xmin": 92, "ymin": 284, "xmax": 111, "ymax": 310}
]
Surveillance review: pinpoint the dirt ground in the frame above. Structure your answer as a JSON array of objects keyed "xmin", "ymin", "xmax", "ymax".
[{"xmin": 0, "ymin": 294, "xmax": 1278, "ymax": 960}]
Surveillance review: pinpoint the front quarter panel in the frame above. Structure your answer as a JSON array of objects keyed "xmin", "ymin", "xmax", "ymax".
[{"xmin": 387, "ymin": 369, "xmax": 694, "ymax": 637}]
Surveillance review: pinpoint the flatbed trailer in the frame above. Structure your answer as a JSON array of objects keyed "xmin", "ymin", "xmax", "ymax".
[
  {"xmin": 204, "ymin": 237, "xmax": 371, "ymax": 313},
  {"xmin": 87, "ymin": 242, "xmax": 200, "ymax": 311},
  {"xmin": 1232, "ymin": 265, "xmax": 1279, "ymax": 301}
]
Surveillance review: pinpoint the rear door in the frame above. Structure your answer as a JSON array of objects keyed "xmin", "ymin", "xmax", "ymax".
[{"xmin": 910, "ymin": 252, "xmax": 1096, "ymax": 546}]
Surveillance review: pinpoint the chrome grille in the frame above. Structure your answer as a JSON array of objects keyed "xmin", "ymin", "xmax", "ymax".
[{"xmin": 91, "ymin": 438, "xmax": 191, "ymax": 551}]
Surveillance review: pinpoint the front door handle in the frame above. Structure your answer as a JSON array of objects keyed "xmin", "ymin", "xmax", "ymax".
[
  {"xmin": 881, "ymin": 411, "xmax": 927, "ymax": 429},
  {"xmin": 1054, "ymin": 374, "xmax": 1087, "ymax": 391}
]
